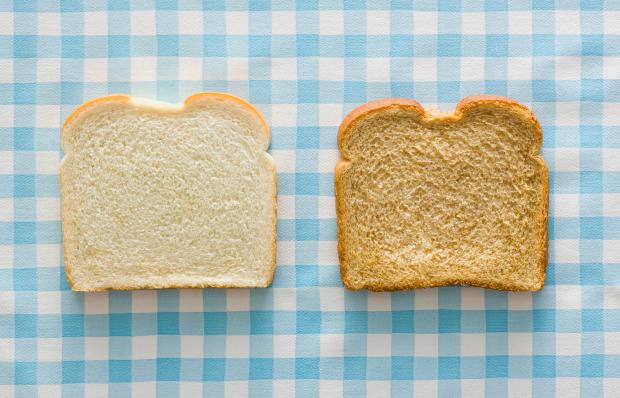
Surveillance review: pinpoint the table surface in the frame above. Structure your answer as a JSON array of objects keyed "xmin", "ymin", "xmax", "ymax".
[{"xmin": 1, "ymin": 1, "xmax": 620, "ymax": 397}]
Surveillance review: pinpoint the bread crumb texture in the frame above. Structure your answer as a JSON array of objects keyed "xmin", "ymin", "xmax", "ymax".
[
  {"xmin": 61, "ymin": 94, "xmax": 276, "ymax": 291},
  {"xmin": 336, "ymin": 96, "xmax": 548, "ymax": 291}
]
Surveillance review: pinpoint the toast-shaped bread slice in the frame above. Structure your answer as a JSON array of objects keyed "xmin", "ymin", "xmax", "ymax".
[
  {"xmin": 61, "ymin": 93, "xmax": 276, "ymax": 291},
  {"xmin": 336, "ymin": 95, "xmax": 548, "ymax": 291}
]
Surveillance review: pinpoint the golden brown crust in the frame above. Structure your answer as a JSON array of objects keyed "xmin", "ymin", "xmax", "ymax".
[
  {"xmin": 63, "ymin": 94, "xmax": 131, "ymax": 130},
  {"xmin": 61, "ymin": 93, "xmax": 276, "ymax": 292},
  {"xmin": 184, "ymin": 92, "xmax": 271, "ymax": 143},
  {"xmin": 338, "ymin": 98, "xmax": 424, "ymax": 159},
  {"xmin": 336, "ymin": 95, "xmax": 548, "ymax": 292}
]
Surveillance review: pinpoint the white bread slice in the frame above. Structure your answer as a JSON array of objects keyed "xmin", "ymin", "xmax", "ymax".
[
  {"xmin": 61, "ymin": 93, "xmax": 277, "ymax": 291},
  {"xmin": 336, "ymin": 95, "xmax": 548, "ymax": 291}
]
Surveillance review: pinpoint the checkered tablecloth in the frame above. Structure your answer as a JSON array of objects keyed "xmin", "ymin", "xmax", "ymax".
[{"xmin": 1, "ymin": 1, "xmax": 619, "ymax": 397}]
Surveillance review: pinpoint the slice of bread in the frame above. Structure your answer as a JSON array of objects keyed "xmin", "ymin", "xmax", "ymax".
[
  {"xmin": 61, "ymin": 93, "xmax": 277, "ymax": 291},
  {"xmin": 336, "ymin": 95, "xmax": 548, "ymax": 291}
]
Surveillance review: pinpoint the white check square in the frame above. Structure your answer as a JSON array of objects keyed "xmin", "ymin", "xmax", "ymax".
[
  {"xmin": 508, "ymin": 11, "xmax": 532, "ymax": 35},
  {"xmin": 460, "ymin": 57, "xmax": 485, "ymax": 81},
  {"xmin": 132, "ymin": 290, "xmax": 157, "ymax": 313},
  {"xmin": 555, "ymin": 286, "xmax": 582, "ymax": 309},
  {"xmin": 226, "ymin": 335, "xmax": 249, "ymax": 358},
  {"xmin": 319, "ymin": 11, "xmax": 344, "ymax": 35},
  {"xmin": 227, "ymin": 58, "xmax": 248, "ymax": 81},
  {"xmin": 272, "ymin": 288, "xmax": 296, "ymax": 311},
  {"xmin": 38, "ymin": 385, "xmax": 61, "ymax": 398},
  {"xmin": 555, "ymin": 11, "xmax": 580, "ymax": 35},
  {"xmin": 414, "ymin": 334, "xmax": 437, "ymax": 356},
  {"xmin": 367, "ymin": 381, "xmax": 390, "ymax": 397},
  {"xmin": 318, "ymin": 242, "xmax": 338, "ymax": 265},
  {"xmin": 555, "ymin": 56, "xmax": 581, "ymax": 80},
  {"xmin": 179, "ymin": 383, "xmax": 202, "ymax": 397},
  {"xmin": 319, "ymin": 104, "xmax": 343, "ymax": 126},
  {"xmin": 508, "ymin": 293, "xmax": 533, "ymax": 310},
  {"xmin": 366, "ymin": 11, "xmax": 389, "ymax": 35},
  {"xmin": 603, "ymin": 57, "xmax": 620, "ymax": 80},
  {"xmin": 603, "ymin": 241, "xmax": 620, "ymax": 263},
  {"xmin": 271, "ymin": 105, "xmax": 297, "ymax": 127},
  {"xmin": 508, "ymin": 333, "xmax": 532, "ymax": 355},
  {"xmin": 367, "ymin": 292, "xmax": 391, "ymax": 311},
  {"xmin": 605, "ymin": 332, "xmax": 620, "ymax": 354},
  {"xmin": 0, "ymin": 12, "xmax": 13, "ymax": 35},
  {"xmin": 555, "ymin": 102, "xmax": 580, "ymax": 126},
  {"xmin": 507, "ymin": 57, "xmax": 532, "ymax": 80},
  {"xmin": 318, "ymin": 149, "xmax": 338, "ymax": 173},
  {"xmin": 226, "ymin": 11, "xmax": 248, "ymax": 35},
  {"xmin": 0, "ymin": 291, "xmax": 13, "ymax": 313},
  {"xmin": 318, "ymin": 196, "xmax": 336, "ymax": 219},
  {"xmin": 604, "ymin": 103, "xmax": 620, "ymax": 125},
  {"xmin": 271, "ymin": 11, "xmax": 296, "ymax": 35},
  {"xmin": 556, "ymin": 333, "xmax": 581, "ymax": 356},
  {"xmin": 179, "ymin": 57, "xmax": 203, "ymax": 80},
  {"xmin": 413, "ymin": 12, "xmax": 437, "ymax": 34},
  {"xmin": 0, "ymin": 246, "xmax": 12, "ymax": 269},
  {"xmin": 0, "ymin": 199, "xmax": 11, "ymax": 222},
  {"xmin": 508, "ymin": 379, "xmax": 532, "ymax": 398},
  {"xmin": 131, "ymin": 57, "xmax": 157, "ymax": 81},
  {"xmin": 36, "ymin": 198, "xmax": 60, "ymax": 222},
  {"xmin": 366, "ymin": 58, "xmax": 390, "ymax": 82},
  {"xmin": 38, "ymin": 13, "xmax": 61, "ymax": 36},
  {"xmin": 319, "ymin": 58, "xmax": 344, "ymax": 81},
  {"xmin": 413, "ymin": 58, "xmax": 437, "ymax": 82},
  {"xmin": 273, "ymin": 335, "xmax": 296, "ymax": 357},
  {"xmin": 552, "ymin": 240, "xmax": 579, "ymax": 263},
  {"xmin": 461, "ymin": 13, "xmax": 485, "ymax": 35},
  {"xmin": 84, "ymin": 12, "xmax": 108, "ymax": 35},
  {"xmin": 271, "ymin": 58, "xmax": 297, "ymax": 80},
  {"xmin": 461, "ymin": 288, "xmax": 485, "ymax": 310},
  {"xmin": 460, "ymin": 333, "xmax": 485, "ymax": 356},
  {"xmin": 178, "ymin": 11, "xmax": 204, "ymax": 35},
  {"xmin": 37, "ymin": 338, "xmax": 62, "ymax": 361},
  {"xmin": 85, "ymin": 337, "xmax": 109, "ymax": 360},
  {"xmin": 366, "ymin": 334, "xmax": 391, "ymax": 357},
  {"xmin": 0, "ymin": 59, "xmax": 11, "ymax": 83},
  {"xmin": 553, "ymin": 147, "xmax": 581, "ymax": 172},
  {"xmin": 604, "ymin": 194, "xmax": 620, "ymax": 217},
  {"xmin": 181, "ymin": 336, "xmax": 204, "ymax": 358},
  {"xmin": 553, "ymin": 194, "xmax": 580, "ymax": 217},
  {"xmin": 320, "ymin": 333, "xmax": 344, "ymax": 357},
  {"xmin": 604, "ymin": 12, "xmax": 620, "ymax": 34},
  {"xmin": 320, "ymin": 288, "xmax": 344, "ymax": 311},
  {"xmin": 179, "ymin": 289, "xmax": 203, "ymax": 312},
  {"xmin": 270, "ymin": 150, "xmax": 295, "ymax": 173},
  {"xmin": 603, "ymin": 149, "xmax": 620, "ymax": 171},
  {"xmin": 132, "ymin": 382, "xmax": 156, "ymax": 398},
  {"xmin": 556, "ymin": 378, "xmax": 580, "ymax": 398},
  {"xmin": 276, "ymin": 241, "xmax": 295, "ymax": 266},
  {"xmin": 132, "ymin": 336, "xmax": 157, "ymax": 359},
  {"xmin": 227, "ymin": 289, "xmax": 250, "ymax": 311},
  {"xmin": 37, "ymin": 59, "xmax": 61, "ymax": 83},
  {"xmin": 84, "ymin": 292, "xmax": 109, "ymax": 314},
  {"xmin": 35, "ymin": 106, "xmax": 60, "ymax": 128},
  {"xmin": 413, "ymin": 381, "xmax": 437, "ymax": 396},
  {"xmin": 37, "ymin": 291, "xmax": 61, "ymax": 314},
  {"xmin": 414, "ymin": 288, "xmax": 438, "ymax": 310},
  {"xmin": 130, "ymin": 10, "xmax": 156, "ymax": 35}
]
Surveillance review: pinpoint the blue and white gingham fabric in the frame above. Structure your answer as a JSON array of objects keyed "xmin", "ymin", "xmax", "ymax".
[{"xmin": 1, "ymin": 1, "xmax": 620, "ymax": 397}]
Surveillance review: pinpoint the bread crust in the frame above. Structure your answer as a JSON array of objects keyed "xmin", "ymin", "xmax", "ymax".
[
  {"xmin": 336, "ymin": 95, "xmax": 548, "ymax": 292},
  {"xmin": 61, "ymin": 93, "xmax": 277, "ymax": 291}
]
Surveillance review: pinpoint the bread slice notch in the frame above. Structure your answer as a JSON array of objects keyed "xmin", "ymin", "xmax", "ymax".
[
  {"xmin": 61, "ymin": 93, "xmax": 277, "ymax": 291},
  {"xmin": 336, "ymin": 95, "xmax": 548, "ymax": 291}
]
